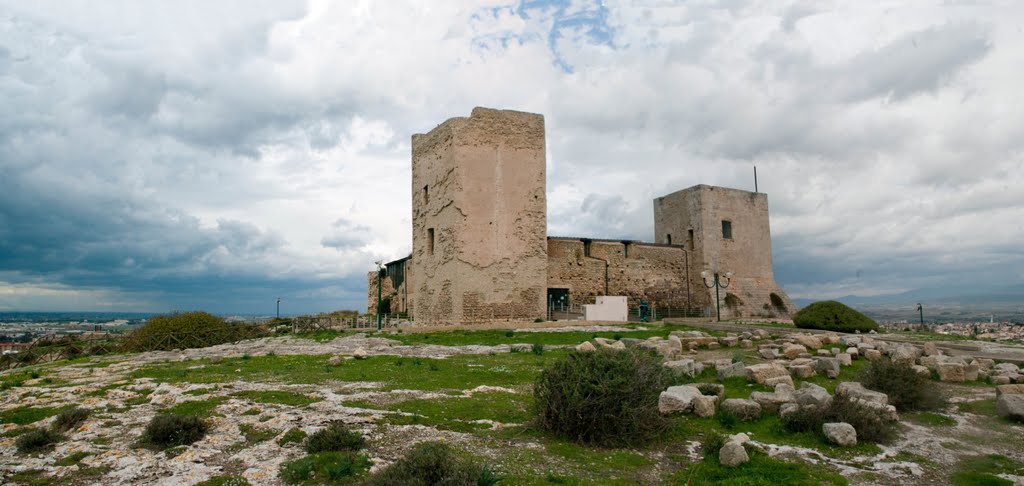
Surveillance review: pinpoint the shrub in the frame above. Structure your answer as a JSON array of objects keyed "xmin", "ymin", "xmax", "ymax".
[
  {"xmin": 125, "ymin": 312, "xmax": 242, "ymax": 352},
  {"xmin": 15, "ymin": 429, "xmax": 63, "ymax": 454},
  {"xmin": 701, "ymin": 429, "xmax": 727, "ymax": 459},
  {"xmin": 531, "ymin": 343, "xmax": 545, "ymax": 355},
  {"xmin": 280, "ymin": 451, "xmax": 370, "ymax": 485},
  {"xmin": 365, "ymin": 442, "xmax": 499, "ymax": 486},
  {"xmin": 140, "ymin": 414, "xmax": 208, "ymax": 449},
  {"xmin": 780, "ymin": 405, "xmax": 828, "ymax": 434},
  {"xmin": 504, "ymin": 330, "xmax": 515, "ymax": 338},
  {"xmin": 533, "ymin": 348, "xmax": 675, "ymax": 446},
  {"xmin": 52, "ymin": 407, "xmax": 90, "ymax": 433},
  {"xmin": 825, "ymin": 396, "xmax": 899, "ymax": 443},
  {"xmin": 793, "ymin": 301, "xmax": 879, "ymax": 333},
  {"xmin": 715, "ymin": 408, "xmax": 738, "ymax": 429},
  {"xmin": 305, "ymin": 422, "xmax": 365, "ymax": 454},
  {"xmin": 859, "ymin": 358, "xmax": 946, "ymax": 412}
]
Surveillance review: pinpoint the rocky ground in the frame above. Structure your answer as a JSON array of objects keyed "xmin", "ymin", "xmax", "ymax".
[{"xmin": 1, "ymin": 324, "xmax": 1022, "ymax": 485}]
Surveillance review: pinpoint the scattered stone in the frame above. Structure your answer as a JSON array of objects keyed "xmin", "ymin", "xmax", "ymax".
[
  {"xmin": 891, "ymin": 345, "xmax": 920, "ymax": 367},
  {"xmin": 992, "ymin": 375, "xmax": 1013, "ymax": 385},
  {"xmin": 845, "ymin": 347, "xmax": 859, "ymax": 359},
  {"xmin": 759, "ymin": 348, "xmax": 778, "ymax": 360},
  {"xmin": 721, "ymin": 398, "xmax": 762, "ymax": 421},
  {"xmin": 836, "ymin": 382, "xmax": 888, "ymax": 405},
  {"xmin": 740, "ymin": 339, "xmax": 753, "ymax": 349},
  {"xmin": 692, "ymin": 395, "xmax": 718, "ymax": 418},
  {"xmin": 782, "ymin": 343, "xmax": 807, "ymax": 360},
  {"xmin": 998, "ymin": 395, "xmax": 1024, "ymax": 422},
  {"xmin": 750, "ymin": 384, "xmax": 795, "ymax": 414},
  {"xmin": 707, "ymin": 342, "xmax": 721, "ymax": 350},
  {"xmin": 790, "ymin": 365, "xmax": 815, "ymax": 379},
  {"xmin": 837, "ymin": 353, "xmax": 852, "ymax": 366},
  {"xmin": 814, "ymin": 357, "xmax": 841, "ymax": 379},
  {"xmin": 665, "ymin": 359, "xmax": 704, "ymax": 378},
  {"xmin": 911, "ymin": 365, "xmax": 930, "ymax": 376},
  {"xmin": 794, "ymin": 383, "xmax": 832, "ymax": 410},
  {"xmin": 721, "ymin": 337, "xmax": 739, "ymax": 347},
  {"xmin": 864, "ymin": 349, "xmax": 882, "ymax": 362},
  {"xmin": 923, "ymin": 342, "xmax": 939, "ymax": 356},
  {"xmin": 764, "ymin": 375, "xmax": 794, "ymax": 388},
  {"xmin": 823, "ymin": 422, "xmax": 857, "ymax": 446},
  {"xmin": 696, "ymin": 383, "xmax": 726, "ymax": 400},
  {"xmin": 659, "ymin": 385, "xmax": 703, "ymax": 415},
  {"xmin": 965, "ymin": 364, "xmax": 979, "ymax": 382},
  {"xmin": 328, "ymin": 355, "xmax": 344, "ymax": 366},
  {"xmin": 717, "ymin": 361, "xmax": 747, "ymax": 380},
  {"xmin": 719, "ymin": 441, "xmax": 748, "ymax": 467},
  {"xmin": 576, "ymin": 342, "xmax": 596, "ymax": 353},
  {"xmin": 997, "ymin": 385, "xmax": 1024, "ymax": 397},
  {"xmin": 353, "ymin": 347, "xmax": 368, "ymax": 360},
  {"xmin": 793, "ymin": 335, "xmax": 823, "ymax": 349},
  {"xmin": 936, "ymin": 363, "xmax": 966, "ymax": 382},
  {"xmin": 817, "ymin": 349, "xmax": 832, "ymax": 357},
  {"xmin": 746, "ymin": 363, "xmax": 789, "ymax": 385}
]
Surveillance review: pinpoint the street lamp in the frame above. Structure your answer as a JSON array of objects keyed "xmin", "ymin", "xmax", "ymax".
[
  {"xmin": 276, "ymin": 298, "xmax": 281, "ymax": 319},
  {"xmin": 701, "ymin": 270, "xmax": 732, "ymax": 322},
  {"xmin": 916, "ymin": 303, "xmax": 924, "ymax": 326},
  {"xmin": 375, "ymin": 261, "xmax": 384, "ymax": 332}
]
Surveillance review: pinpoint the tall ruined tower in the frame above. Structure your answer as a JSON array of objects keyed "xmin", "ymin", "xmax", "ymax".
[
  {"xmin": 654, "ymin": 185, "xmax": 793, "ymax": 319},
  {"xmin": 409, "ymin": 107, "xmax": 547, "ymax": 325}
]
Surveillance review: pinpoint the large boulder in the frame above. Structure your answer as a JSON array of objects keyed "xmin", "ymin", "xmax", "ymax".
[
  {"xmin": 814, "ymin": 357, "xmax": 841, "ymax": 379},
  {"xmin": 746, "ymin": 363, "xmax": 789, "ymax": 385},
  {"xmin": 750, "ymin": 384, "xmax": 795, "ymax": 414},
  {"xmin": 822, "ymin": 422, "xmax": 857, "ymax": 446},
  {"xmin": 665, "ymin": 359, "xmax": 704, "ymax": 378},
  {"xmin": 891, "ymin": 345, "xmax": 920, "ymax": 367},
  {"xmin": 922, "ymin": 342, "xmax": 939, "ymax": 356},
  {"xmin": 835, "ymin": 382, "xmax": 888, "ymax": 405},
  {"xmin": 717, "ymin": 361, "xmax": 748, "ymax": 380},
  {"xmin": 576, "ymin": 341, "xmax": 597, "ymax": 353},
  {"xmin": 692, "ymin": 395, "xmax": 718, "ymax": 418},
  {"xmin": 719, "ymin": 441, "xmax": 748, "ymax": 467},
  {"xmin": 793, "ymin": 334, "xmax": 823, "ymax": 349},
  {"xmin": 997, "ymin": 395, "xmax": 1024, "ymax": 422},
  {"xmin": 782, "ymin": 343, "xmax": 808, "ymax": 360},
  {"xmin": 659, "ymin": 385, "xmax": 703, "ymax": 415},
  {"xmin": 996, "ymin": 384, "xmax": 1024, "ymax": 397},
  {"xmin": 864, "ymin": 349, "xmax": 883, "ymax": 362},
  {"xmin": 721, "ymin": 399, "xmax": 762, "ymax": 421}
]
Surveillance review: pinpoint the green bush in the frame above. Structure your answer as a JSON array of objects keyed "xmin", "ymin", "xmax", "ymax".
[
  {"xmin": 280, "ymin": 451, "xmax": 370, "ymax": 485},
  {"xmin": 701, "ymin": 430, "xmax": 727, "ymax": 459},
  {"xmin": 15, "ymin": 429, "xmax": 64, "ymax": 454},
  {"xmin": 52, "ymin": 407, "xmax": 90, "ymax": 433},
  {"xmin": 793, "ymin": 301, "xmax": 879, "ymax": 333},
  {"xmin": 531, "ymin": 343, "xmax": 545, "ymax": 355},
  {"xmin": 140, "ymin": 414, "xmax": 208, "ymax": 449},
  {"xmin": 365, "ymin": 442, "xmax": 499, "ymax": 486},
  {"xmin": 825, "ymin": 395, "xmax": 899, "ymax": 443},
  {"xmin": 125, "ymin": 311, "xmax": 242, "ymax": 351},
  {"xmin": 533, "ymin": 349, "xmax": 676, "ymax": 446},
  {"xmin": 859, "ymin": 358, "xmax": 946, "ymax": 412},
  {"xmin": 305, "ymin": 422, "xmax": 365, "ymax": 454}
]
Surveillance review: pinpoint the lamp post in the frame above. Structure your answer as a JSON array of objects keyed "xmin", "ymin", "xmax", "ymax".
[
  {"xmin": 276, "ymin": 298, "xmax": 281, "ymax": 319},
  {"xmin": 375, "ymin": 261, "xmax": 384, "ymax": 332},
  {"xmin": 701, "ymin": 271, "xmax": 732, "ymax": 322},
  {"xmin": 916, "ymin": 303, "xmax": 924, "ymax": 327}
]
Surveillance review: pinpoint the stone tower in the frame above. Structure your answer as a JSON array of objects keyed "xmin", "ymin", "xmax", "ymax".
[
  {"xmin": 654, "ymin": 185, "xmax": 793, "ymax": 319},
  {"xmin": 408, "ymin": 107, "xmax": 548, "ymax": 325}
]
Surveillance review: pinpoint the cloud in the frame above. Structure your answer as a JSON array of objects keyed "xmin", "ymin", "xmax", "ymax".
[{"xmin": 0, "ymin": 0, "xmax": 1021, "ymax": 313}]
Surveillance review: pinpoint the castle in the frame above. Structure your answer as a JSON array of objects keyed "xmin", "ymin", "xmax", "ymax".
[{"xmin": 367, "ymin": 107, "xmax": 793, "ymax": 326}]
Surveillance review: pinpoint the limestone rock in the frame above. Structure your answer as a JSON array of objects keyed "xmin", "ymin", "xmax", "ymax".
[
  {"xmin": 719, "ymin": 441, "xmax": 748, "ymax": 467},
  {"xmin": 998, "ymin": 395, "xmax": 1024, "ymax": 422},
  {"xmin": 721, "ymin": 337, "xmax": 739, "ymax": 347},
  {"xmin": 665, "ymin": 359, "xmax": 705, "ymax": 378},
  {"xmin": 758, "ymin": 348, "xmax": 779, "ymax": 360},
  {"xmin": 746, "ymin": 363, "xmax": 789, "ymax": 385},
  {"xmin": 695, "ymin": 383, "xmax": 726, "ymax": 400},
  {"xmin": 793, "ymin": 334, "xmax": 823, "ymax": 349},
  {"xmin": 815, "ymin": 357, "xmax": 841, "ymax": 379},
  {"xmin": 717, "ymin": 361, "xmax": 747, "ymax": 380},
  {"xmin": 575, "ymin": 342, "xmax": 596, "ymax": 353},
  {"xmin": 891, "ymin": 345, "xmax": 920, "ymax": 367},
  {"xmin": 845, "ymin": 347, "xmax": 859, "ymax": 358},
  {"xmin": 782, "ymin": 343, "xmax": 807, "ymax": 359},
  {"xmin": 794, "ymin": 383, "xmax": 832, "ymax": 410},
  {"xmin": 864, "ymin": 349, "xmax": 883, "ymax": 362},
  {"xmin": 789, "ymin": 365, "xmax": 815, "ymax": 379},
  {"xmin": 659, "ymin": 385, "xmax": 703, "ymax": 415},
  {"xmin": 837, "ymin": 353, "xmax": 852, "ymax": 366},
  {"xmin": 911, "ymin": 365, "xmax": 930, "ymax": 376},
  {"xmin": 936, "ymin": 362, "xmax": 966, "ymax": 382},
  {"xmin": 740, "ymin": 339, "xmax": 753, "ymax": 349},
  {"xmin": 721, "ymin": 398, "xmax": 762, "ymax": 421},
  {"xmin": 836, "ymin": 382, "xmax": 888, "ymax": 405},
  {"xmin": 692, "ymin": 395, "xmax": 718, "ymax": 418},
  {"xmin": 764, "ymin": 375, "xmax": 794, "ymax": 388},
  {"xmin": 965, "ymin": 364, "xmax": 979, "ymax": 382},
  {"xmin": 996, "ymin": 384, "xmax": 1024, "ymax": 397},
  {"xmin": 992, "ymin": 375, "xmax": 1013, "ymax": 385},
  {"xmin": 328, "ymin": 355, "xmax": 344, "ymax": 366},
  {"xmin": 823, "ymin": 422, "xmax": 857, "ymax": 446},
  {"xmin": 750, "ymin": 384, "xmax": 795, "ymax": 414},
  {"xmin": 923, "ymin": 342, "xmax": 939, "ymax": 356},
  {"xmin": 353, "ymin": 347, "xmax": 368, "ymax": 360}
]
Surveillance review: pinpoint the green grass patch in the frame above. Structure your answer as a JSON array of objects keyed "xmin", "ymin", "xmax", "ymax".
[
  {"xmin": 280, "ymin": 451, "xmax": 371, "ymax": 485},
  {"xmin": 230, "ymin": 390, "xmax": 317, "ymax": 407},
  {"xmin": 675, "ymin": 450, "xmax": 847, "ymax": 485},
  {"xmin": 161, "ymin": 397, "xmax": 227, "ymax": 417},
  {"xmin": 238, "ymin": 424, "xmax": 278, "ymax": 444},
  {"xmin": 386, "ymin": 324, "xmax": 721, "ymax": 347},
  {"xmin": 952, "ymin": 454, "xmax": 1024, "ymax": 486},
  {"xmin": 0, "ymin": 427, "xmax": 33, "ymax": 437},
  {"xmin": 195, "ymin": 476, "xmax": 253, "ymax": 486},
  {"xmin": 55, "ymin": 451, "xmax": 92, "ymax": 466},
  {"xmin": 131, "ymin": 352, "xmax": 566, "ymax": 391},
  {"xmin": 8, "ymin": 469, "xmax": 48, "ymax": 486},
  {"xmin": 488, "ymin": 434, "xmax": 655, "ymax": 484},
  {"xmin": 278, "ymin": 427, "xmax": 307, "ymax": 446},
  {"xmin": 346, "ymin": 392, "xmax": 531, "ymax": 433},
  {"xmin": 0, "ymin": 406, "xmax": 68, "ymax": 425},
  {"xmin": 664, "ymin": 414, "xmax": 880, "ymax": 457},
  {"xmin": 959, "ymin": 399, "xmax": 997, "ymax": 417},
  {"xmin": 905, "ymin": 412, "xmax": 957, "ymax": 427}
]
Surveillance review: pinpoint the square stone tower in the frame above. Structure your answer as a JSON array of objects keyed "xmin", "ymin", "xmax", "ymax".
[
  {"xmin": 654, "ymin": 185, "xmax": 793, "ymax": 318},
  {"xmin": 409, "ymin": 107, "xmax": 548, "ymax": 325}
]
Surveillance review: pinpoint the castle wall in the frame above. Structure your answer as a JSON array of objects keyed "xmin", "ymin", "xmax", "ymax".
[{"xmin": 409, "ymin": 108, "xmax": 547, "ymax": 325}]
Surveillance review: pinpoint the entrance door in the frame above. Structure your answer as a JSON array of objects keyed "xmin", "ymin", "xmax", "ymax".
[{"xmin": 547, "ymin": 288, "xmax": 569, "ymax": 312}]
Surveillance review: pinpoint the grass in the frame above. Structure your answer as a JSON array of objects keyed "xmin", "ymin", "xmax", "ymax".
[
  {"xmin": 0, "ymin": 405, "xmax": 68, "ymax": 425},
  {"xmin": 483, "ymin": 435, "xmax": 656, "ymax": 484},
  {"xmin": 665, "ymin": 414, "xmax": 881, "ymax": 458},
  {"xmin": 674, "ymin": 450, "xmax": 848, "ymax": 485},
  {"xmin": 230, "ymin": 390, "xmax": 318, "ymax": 407},
  {"xmin": 161, "ymin": 397, "xmax": 228, "ymax": 417},
  {"xmin": 238, "ymin": 424, "xmax": 279, "ymax": 444},
  {"xmin": 132, "ymin": 352, "xmax": 566, "ymax": 391},
  {"xmin": 344, "ymin": 391, "xmax": 531, "ymax": 432},
  {"xmin": 905, "ymin": 412, "xmax": 957, "ymax": 427},
  {"xmin": 55, "ymin": 451, "xmax": 92, "ymax": 466},
  {"xmin": 959, "ymin": 399, "xmax": 997, "ymax": 417},
  {"xmin": 279, "ymin": 451, "xmax": 371, "ymax": 485},
  {"xmin": 952, "ymin": 454, "xmax": 1024, "ymax": 486},
  {"xmin": 278, "ymin": 427, "xmax": 308, "ymax": 446},
  {"xmin": 195, "ymin": 476, "xmax": 253, "ymax": 486},
  {"xmin": 384, "ymin": 324, "xmax": 721, "ymax": 347}
]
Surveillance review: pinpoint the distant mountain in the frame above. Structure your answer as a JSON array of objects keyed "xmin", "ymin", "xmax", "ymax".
[{"xmin": 791, "ymin": 285, "xmax": 1024, "ymax": 323}]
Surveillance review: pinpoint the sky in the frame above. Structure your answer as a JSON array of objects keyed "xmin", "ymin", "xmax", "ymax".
[{"xmin": 1, "ymin": 0, "xmax": 1022, "ymax": 315}]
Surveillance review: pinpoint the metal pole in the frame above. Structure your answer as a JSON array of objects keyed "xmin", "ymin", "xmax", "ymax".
[
  {"xmin": 754, "ymin": 166, "xmax": 758, "ymax": 193},
  {"xmin": 276, "ymin": 298, "xmax": 280, "ymax": 319},
  {"xmin": 714, "ymin": 273, "xmax": 721, "ymax": 322},
  {"xmin": 377, "ymin": 267, "xmax": 383, "ymax": 331},
  {"xmin": 917, "ymin": 303, "xmax": 924, "ymax": 326}
]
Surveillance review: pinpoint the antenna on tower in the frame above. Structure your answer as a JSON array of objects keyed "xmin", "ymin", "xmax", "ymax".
[{"xmin": 754, "ymin": 165, "xmax": 758, "ymax": 193}]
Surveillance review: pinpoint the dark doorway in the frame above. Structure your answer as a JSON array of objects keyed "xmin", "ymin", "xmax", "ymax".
[{"xmin": 547, "ymin": 288, "xmax": 570, "ymax": 308}]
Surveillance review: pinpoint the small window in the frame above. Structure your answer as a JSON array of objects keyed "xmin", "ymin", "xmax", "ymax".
[
  {"xmin": 666, "ymin": 234, "xmax": 672, "ymax": 245},
  {"xmin": 427, "ymin": 228, "xmax": 435, "ymax": 255},
  {"xmin": 722, "ymin": 221, "xmax": 732, "ymax": 240},
  {"xmin": 423, "ymin": 185, "xmax": 429, "ymax": 204},
  {"xmin": 688, "ymin": 229, "xmax": 694, "ymax": 249}
]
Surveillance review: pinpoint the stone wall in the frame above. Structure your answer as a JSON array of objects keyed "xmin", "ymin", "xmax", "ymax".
[
  {"xmin": 653, "ymin": 184, "xmax": 793, "ymax": 319},
  {"xmin": 409, "ymin": 107, "xmax": 547, "ymax": 325},
  {"xmin": 365, "ymin": 270, "xmax": 396, "ymax": 315},
  {"xmin": 546, "ymin": 238, "xmax": 703, "ymax": 310}
]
